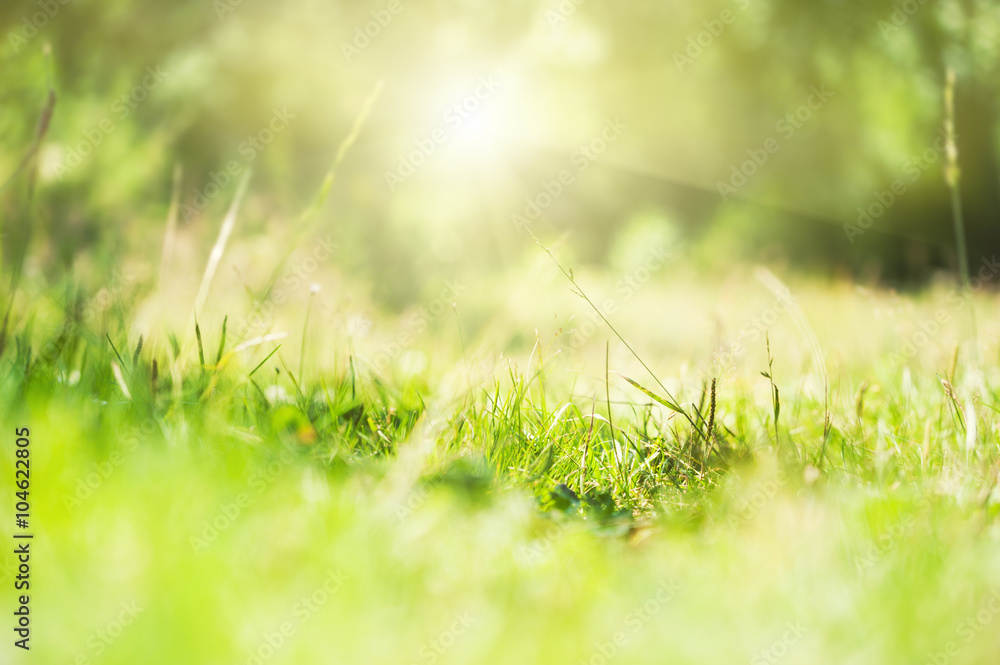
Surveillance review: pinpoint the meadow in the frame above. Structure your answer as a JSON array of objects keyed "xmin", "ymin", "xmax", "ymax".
[
  {"xmin": 4, "ymin": 220, "xmax": 1000, "ymax": 664},
  {"xmin": 4, "ymin": 1, "xmax": 1000, "ymax": 663}
]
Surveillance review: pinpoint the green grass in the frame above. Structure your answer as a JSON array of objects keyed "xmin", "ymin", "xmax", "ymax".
[
  {"xmin": 3, "ymin": 3, "xmax": 999, "ymax": 662},
  {"xmin": 3, "ymin": 247, "xmax": 1000, "ymax": 664}
]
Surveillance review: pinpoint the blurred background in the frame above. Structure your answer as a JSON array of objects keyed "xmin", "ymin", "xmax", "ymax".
[{"xmin": 2, "ymin": 0, "xmax": 999, "ymax": 315}]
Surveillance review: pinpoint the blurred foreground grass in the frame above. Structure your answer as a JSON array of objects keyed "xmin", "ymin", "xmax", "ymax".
[{"xmin": 3, "ymin": 256, "xmax": 1000, "ymax": 664}]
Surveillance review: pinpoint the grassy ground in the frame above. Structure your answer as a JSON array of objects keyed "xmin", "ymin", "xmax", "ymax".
[{"xmin": 3, "ymin": 241, "xmax": 1000, "ymax": 665}]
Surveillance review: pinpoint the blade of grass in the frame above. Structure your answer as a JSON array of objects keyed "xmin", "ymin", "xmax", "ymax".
[
  {"xmin": 216, "ymin": 315, "xmax": 228, "ymax": 365},
  {"xmin": 107, "ymin": 333, "xmax": 127, "ymax": 370},
  {"xmin": 527, "ymin": 229, "xmax": 702, "ymax": 435},
  {"xmin": 194, "ymin": 321, "xmax": 206, "ymax": 368},
  {"xmin": 0, "ymin": 45, "xmax": 56, "ymax": 195},
  {"xmin": 252, "ymin": 81, "xmax": 383, "ymax": 311},
  {"xmin": 157, "ymin": 163, "xmax": 183, "ymax": 289},
  {"xmin": 615, "ymin": 373, "xmax": 685, "ymax": 415},
  {"xmin": 249, "ymin": 344, "xmax": 282, "ymax": 377},
  {"xmin": 193, "ymin": 170, "xmax": 252, "ymax": 320}
]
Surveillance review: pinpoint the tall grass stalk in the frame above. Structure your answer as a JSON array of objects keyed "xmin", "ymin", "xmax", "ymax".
[
  {"xmin": 527, "ymin": 229, "xmax": 704, "ymax": 438},
  {"xmin": 943, "ymin": 67, "xmax": 970, "ymax": 292}
]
